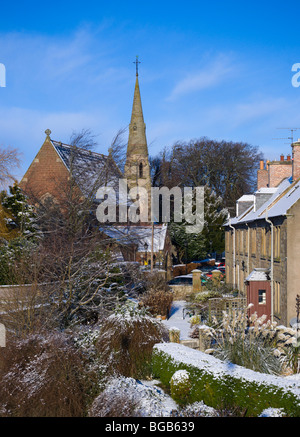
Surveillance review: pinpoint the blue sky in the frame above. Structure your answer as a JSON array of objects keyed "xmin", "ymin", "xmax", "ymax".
[{"xmin": 1, "ymin": 0, "xmax": 300, "ymax": 181}]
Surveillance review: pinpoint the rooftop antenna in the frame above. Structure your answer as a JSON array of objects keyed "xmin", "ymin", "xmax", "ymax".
[{"xmin": 272, "ymin": 128, "xmax": 300, "ymax": 145}]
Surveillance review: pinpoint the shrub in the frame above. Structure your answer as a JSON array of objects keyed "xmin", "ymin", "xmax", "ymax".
[
  {"xmin": 170, "ymin": 401, "xmax": 219, "ymax": 417},
  {"xmin": 89, "ymin": 390, "xmax": 141, "ymax": 417},
  {"xmin": 140, "ymin": 289, "xmax": 173, "ymax": 318},
  {"xmin": 192, "ymin": 290, "xmax": 222, "ymax": 303},
  {"xmin": 96, "ymin": 303, "xmax": 168, "ymax": 378},
  {"xmin": 212, "ymin": 310, "xmax": 282, "ymax": 375},
  {"xmin": 0, "ymin": 332, "xmax": 96, "ymax": 417},
  {"xmin": 189, "ymin": 315, "xmax": 200, "ymax": 326},
  {"xmin": 170, "ymin": 370, "xmax": 191, "ymax": 404},
  {"xmin": 89, "ymin": 376, "xmax": 178, "ymax": 417},
  {"xmin": 140, "ymin": 274, "xmax": 173, "ymax": 318},
  {"xmin": 152, "ymin": 343, "xmax": 300, "ymax": 417}
]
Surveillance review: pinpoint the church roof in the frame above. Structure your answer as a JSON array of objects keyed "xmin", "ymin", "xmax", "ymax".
[
  {"xmin": 99, "ymin": 224, "xmax": 168, "ymax": 252},
  {"xmin": 51, "ymin": 139, "xmax": 122, "ymax": 197}
]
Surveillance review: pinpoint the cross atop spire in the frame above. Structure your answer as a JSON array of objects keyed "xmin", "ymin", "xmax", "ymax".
[{"xmin": 133, "ymin": 55, "xmax": 141, "ymax": 76}]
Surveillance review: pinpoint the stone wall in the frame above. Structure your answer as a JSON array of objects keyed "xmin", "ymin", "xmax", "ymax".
[{"xmin": 169, "ymin": 284, "xmax": 193, "ymax": 300}]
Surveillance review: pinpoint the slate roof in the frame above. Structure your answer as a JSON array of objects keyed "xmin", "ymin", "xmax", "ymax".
[
  {"xmin": 99, "ymin": 224, "xmax": 168, "ymax": 252},
  {"xmin": 227, "ymin": 176, "xmax": 300, "ymax": 226},
  {"xmin": 51, "ymin": 140, "xmax": 122, "ymax": 197}
]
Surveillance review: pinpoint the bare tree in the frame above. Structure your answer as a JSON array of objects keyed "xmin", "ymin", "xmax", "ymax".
[
  {"xmin": 0, "ymin": 146, "xmax": 21, "ymax": 188},
  {"xmin": 151, "ymin": 138, "xmax": 263, "ymax": 213},
  {"xmin": 109, "ymin": 127, "xmax": 128, "ymax": 173}
]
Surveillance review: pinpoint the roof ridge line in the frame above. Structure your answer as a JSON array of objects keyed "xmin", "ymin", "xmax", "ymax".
[
  {"xmin": 258, "ymin": 178, "xmax": 299, "ymax": 218},
  {"xmin": 51, "ymin": 139, "xmax": 106, "ymax": 158}
]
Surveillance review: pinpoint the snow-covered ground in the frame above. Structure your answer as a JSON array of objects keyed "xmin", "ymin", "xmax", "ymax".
[{"xmin": 161, "ymin": 300, "xmax": 192, "ymax": 340}]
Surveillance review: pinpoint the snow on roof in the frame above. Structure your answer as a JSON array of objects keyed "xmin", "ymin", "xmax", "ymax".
[
  {"xmin": 245, "ymin": 268, "xmax": 270, "ymax": 282},
  {"xmin": 227, "ymin": 177, "xmax": 300, "ymax": 225},
  {"xmin": 100, "ymin": 224, "xmax": 168, "ymax": 252},
  {"xmin": 256, "ymin": 187, "xmax": 277, "ymax": 194},
  {"xmin": 237, "ymin": 194, "xmax": 255, "ymax": 202}
]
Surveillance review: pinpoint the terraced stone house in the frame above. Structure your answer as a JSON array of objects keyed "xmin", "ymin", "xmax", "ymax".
[{"xmin": 225, "ymin": 140, "xmax": 300, "ymax": 326}]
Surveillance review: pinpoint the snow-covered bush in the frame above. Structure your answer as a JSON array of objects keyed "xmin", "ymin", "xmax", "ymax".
[
  {"xmin": 259, "ymin": 407, "xmax": 286, "ymax": 417},
  {"xmin": 170, "ymin": 401, "xmax": 219, "ymax": 417},
  {"xmin": 170, "ymin": 369, "xmax": 191, "ymax": 404},
  {"xmin": 1, "ymin": 183, "xmax": 38, "ymax": 237},
  {"xmin": 89, "ymin": 376, "xmax": 177, "ymax": 417},
  {"xmin": 0, "ymin": 236, "xmax": 39, "ymax": 285},
  {"xmin": 0, "ymin": 332, "xmax": 96, "ymax": 417},
  {"xmin": 212, "ymin": 309, "xmax": 282, "ymax": 375},
  {"xmin": 152, "ymin": 342, "xmax": 300, "ymax": 417},
  {"xmin": 96, "ymin": 303, "xmax": 168, "ymax": 378}
]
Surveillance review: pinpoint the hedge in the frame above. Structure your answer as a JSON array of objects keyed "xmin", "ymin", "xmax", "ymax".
[{"xmin": 152, "ymin": 343, "xmax": 300, "ymax": 417}]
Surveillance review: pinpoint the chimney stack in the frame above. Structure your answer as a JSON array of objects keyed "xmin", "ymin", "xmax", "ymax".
[
  {"xmin": 257, "ymin": 159, "xmax": 268, "ymax": 189},
  {"xmin": 292, "ymin": 139, "xmax": 300, "ymax": 181}
]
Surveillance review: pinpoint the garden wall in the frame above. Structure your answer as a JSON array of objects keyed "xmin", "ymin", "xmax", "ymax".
[
  {"xmin": 152, "ymin": 343, "xmax": 300, "ymax": 417},
  {"xmin": 169, "ymin": 285, "xmax": 193, "ymax": 299}
]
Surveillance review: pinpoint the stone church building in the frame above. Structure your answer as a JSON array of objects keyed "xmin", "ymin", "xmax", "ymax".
[
  {"xmin": 224, "ymin": 140, "xmax": 300, "ymax": 326},
  {"xmin": 19, "ymin": 65, "xmax": 173, "ymax": 275}
]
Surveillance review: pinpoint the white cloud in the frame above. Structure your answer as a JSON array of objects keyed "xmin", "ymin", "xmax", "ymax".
[{"xmin": 166, "ymin": 54, "xmax": 236, "ymax": 101}]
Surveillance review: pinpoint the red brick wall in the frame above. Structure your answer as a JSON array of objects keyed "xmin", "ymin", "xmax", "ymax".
[
  {"xmin": 257, "ymin": 169, "xmax": 268, "ymax": 189},
  {"xmin": 19, "ymin": 138, "xmax": 70, "ymax": 203},
  {"xmin": 268, "ymin": 162, "xmax": 292, "ymax": 187}
]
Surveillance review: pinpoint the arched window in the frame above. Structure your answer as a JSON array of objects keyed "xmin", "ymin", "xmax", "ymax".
[{"xmin": 139, "ymin": 162, "xmax": 143, "ymax": 178}]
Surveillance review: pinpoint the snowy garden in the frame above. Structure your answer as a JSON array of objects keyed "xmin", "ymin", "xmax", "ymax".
[
  {"xmin": 1, "ymin": 294, "xmax": 299, "ymax": 417},
  {"xmin": 0, "ymin": 184, "xmax": 299, "ymax": 417}
]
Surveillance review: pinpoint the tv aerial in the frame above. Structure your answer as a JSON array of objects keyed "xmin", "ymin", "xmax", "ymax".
[{"xmin": 272, "ymin": 128, "xmax": 300, "ymax": 146}]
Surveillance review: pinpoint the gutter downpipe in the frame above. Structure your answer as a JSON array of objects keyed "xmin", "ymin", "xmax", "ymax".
[
  {"xmin": 246, "ymin": 222, "xmax": 250, "ymax": 276},
  {"xmin": 229, "ymin": 218, "xmax": 236, "ymax": 289},
  {"xmin": 265, "ymin": 209, "xmax": 274, "ymax": 323}
]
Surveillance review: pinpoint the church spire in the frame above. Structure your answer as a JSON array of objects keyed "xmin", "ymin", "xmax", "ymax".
[
  {"xmin": 127, "ymin": 58, "xmax": 148, "ymax": 158},
  {"xmin": 124, "ymin": 58, "xmax": 151, "ymax": 219}
]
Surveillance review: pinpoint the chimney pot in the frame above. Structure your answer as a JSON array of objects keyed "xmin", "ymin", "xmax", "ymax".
[
  {"xmin": 287, "ymin": 154, "xmax": 291, "ymax": 161},
  {"xmin": 259, "ymin": 160, "xmax": 264, "ymax": 170},
  {"xmin": 280, "ymin": 154, "xmax": 284, "ymax": 161}
]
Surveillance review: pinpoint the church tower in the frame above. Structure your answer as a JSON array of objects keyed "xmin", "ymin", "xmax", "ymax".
[{"xmin": 124, "ymin": 58, "xmax": 151, "ymax": 221}]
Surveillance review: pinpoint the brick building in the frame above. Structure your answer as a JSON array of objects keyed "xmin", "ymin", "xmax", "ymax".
[
  {"xmin": 225, "ymin": 139, "xmax": 300, "ymax": 326},
  {"xmin": 19, "ymin": 129, "xmax": 121, "ymax": 205}
]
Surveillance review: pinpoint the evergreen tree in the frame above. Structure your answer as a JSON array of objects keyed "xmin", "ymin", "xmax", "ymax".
[
  {"xmin": 202, "ymin": 186, "xmax": 228, "ymax": 255},
  {"xmin": 1, "ymin": 183, "xmax": 37, "ymax": 237},
  {"xmin": 169, "ymin": 185, "xmax": 228, "ymax": 263}
]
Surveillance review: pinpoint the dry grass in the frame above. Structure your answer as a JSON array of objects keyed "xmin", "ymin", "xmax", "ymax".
[
  {"xmin": 89, "ymin": 391, "xmax": 141, "ymax": 417},
  {"xmin": 96, "ymin": 305, "xmax": 168, "ymax": 378},
  {"xmin": 140, "ymin": 274, "xmax": 173, "ymax": 318},
  {"xmin": 0, "ymin": 332, "xmax": 96, "ymax": 417},
  {"xmin": 140, "ymin": 289, "xmax": 173, "ymax": 318}
]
